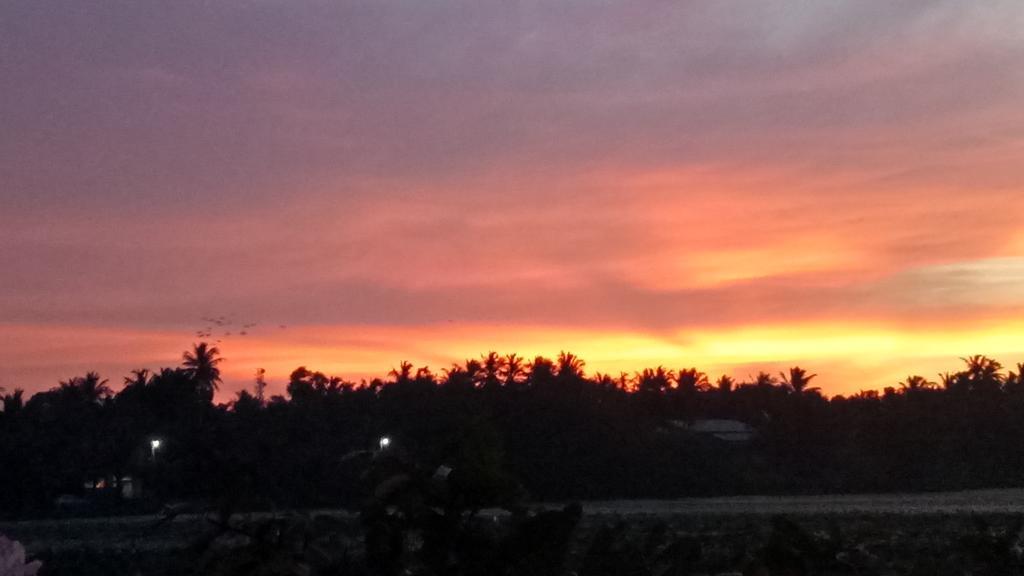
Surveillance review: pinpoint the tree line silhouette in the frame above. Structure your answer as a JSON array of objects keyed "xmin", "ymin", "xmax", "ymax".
[{"xmin": 3, "ymin": 344, "xmax": 1024, "ymax": 517}]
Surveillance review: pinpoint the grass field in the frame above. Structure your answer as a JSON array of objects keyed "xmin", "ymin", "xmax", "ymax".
[
  {"xmin": 5, "ymin": 489, "xmax": 1024, "ymax": 574},
  {"xmin": 582, "ymin": 488, "xmax": 1024, "ymax": 516}
]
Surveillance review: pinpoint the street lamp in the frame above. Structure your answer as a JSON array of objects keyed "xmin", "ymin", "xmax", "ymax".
[
  {"xmin": 378, "ymin": 436, "xmax": 391, "ymax": 450},
  {"xmin": 150, "ymin": 439, "xmax": 162, "ymax": 461}
]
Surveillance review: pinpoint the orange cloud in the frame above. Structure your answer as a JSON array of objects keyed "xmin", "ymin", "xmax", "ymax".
[{"xmin": 2, "ymin": 1, "xmax": 1023, "ymax": 406}]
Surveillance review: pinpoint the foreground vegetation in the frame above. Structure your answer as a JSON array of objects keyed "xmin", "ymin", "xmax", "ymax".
[
  {"xmin": 9, "ymin": 505, "xmax": 1024, "ymax": 575},
  {"xmin": 7, "ymin": 450, "xmax": 1024, "ymax": 575},
  {"xmin": 3, "ymin": 345, "xmax": 1024, "ymax": 518}
]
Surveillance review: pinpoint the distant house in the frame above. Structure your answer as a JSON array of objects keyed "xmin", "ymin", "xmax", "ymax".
[
  {"xmin": 83, "ymin": 475, "xmax": 143, "ymax": 499},
  {"xmin": 669, "ymin": 419, "xmax": 755, "ymax": 443}
]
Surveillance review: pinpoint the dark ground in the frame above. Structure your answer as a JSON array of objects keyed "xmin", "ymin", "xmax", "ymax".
[{"xmin": 7, "ymin": 490, "xmax": 1024, "ymax": 575}]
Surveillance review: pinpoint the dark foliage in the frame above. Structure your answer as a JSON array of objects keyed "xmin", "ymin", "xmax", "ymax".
[{"xmin": 3, "ymin": 347, "xmax": 1024, "ymax": 519}]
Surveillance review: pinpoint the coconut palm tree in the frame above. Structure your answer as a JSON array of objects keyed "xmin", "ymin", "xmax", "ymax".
[
  {"xmin": 960, "ymin": 355, "xmax": 1003, "ymax": 392},
  {"xmin": 480, "ymin": 352, "xmax": 505, "ymax": 389},
  {"xmin": 1005, "ymin": 363, "xmax": 1024, "ymax": 394},
  {"xmin": 556, "ymin": 352, "xmax": 585, "ymax": 380},
  {"xmin": 938, "ymin": 371, "xmax": 959, "ymax": 390},
  {"xmin": 441, "ymin": 363, "xmax": 470, "ymax": 390},
  {"xmin": 463, "ymin": 359, "xmax": 483, "ymax": 387},
  {"xmin": 593, "ymin": 372, "xmax": 617, "ymax": 389},
  {"xmin": 716, "ymin": 375, "xmax": 735, "ymax": 395},
  {"xmin": 898, "ymin": 375, "xmax": 935, "ymax": 393},
  {"xmin": 123, "ymin": 368, "xmax": 151, "ymax": 389},
  {"xmin": 501, "ymin": 353, "xmax": 526, "ymax": 387},
  {"xmin": 388, "ymin": 361, "xmax": 414, "ymax": 384},
  {"xmin": 182, "ymin": 342, "xmax": 223, "ymax": 398},
  {"xmin": 59, "ymin": 371, "xmax": 112, "ymax": 404},
  {"xmin": 414, "ymin": 366, "xmax": 435, "ymax": 386},
  {"xmin": 676, "ymin": 368, "xmax": 709, "ymax": 393},
  {"xmin": 780, "ymin": 367, "xmax": 819, "ymax": 395},
  {"xmin": 752, "ymin": 371, "xmax": 778, "ymax": 388},
  {"xmin": 528, "ymin": 356, "xmax": 556, "ymax": 387},
  {"xmin": 636, "ymin": 367, "xmax": 673, "ymax": 395}
]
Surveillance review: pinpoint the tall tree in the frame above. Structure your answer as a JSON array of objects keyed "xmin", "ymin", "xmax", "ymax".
[
  {"xmin": 752, "ymin": 371, "xmax": 778, "ymax": 388},
  {"xmin": 59, "ymin": 371, "xmax": 112, "ymax": 405},
  {"xmin": 938, "ymin": 371, "xmax": 958, "ymax": 390},
  {"xmin": 501, "ymin": 353, "xmax": 526, "ymax": 387},
  {"xmin": 182, "ymin": 342, "xmax": 223, "ymax": 399},
  {"xmin": 1005, "ymin": 363, "xmax": 1024, "ymax": 394},
  {"xmin": 780, "ymin": 367, "xmax": 819, "ymax": 395},
  {"xmin": 556, "ymin": 352, "xmax": 585, "ymax": 380},
  {"xmin": 528, "ymin": 356, "xmax": 556, "ymax": 388},
  {"xmin": 677, "ymin": 368, "xmax": 709, "ymax": 393},
  {"xmin": 898, "ymin": 375, "xmax": 935, "ymax": 394},
  {"xmin": 2, "ymin": 389, "xmax": 24, "ymax": 415},
  {"xmin": 716, "ymin": 375, "xmax": 735, "ymax": 395},
  {"xmin": 636, "ymin": 367, "xmax": 673, "ymax": 395},
  {"xmin": 388, "ymin": 361, "xmax": 414, "ymax": 385},
  {"xmin": 480, "ymin": 352, "xmax": 505, "ymax": 389},
  {"xmin": 960, "ymin": 355, "xmax": 1004, "ymax": 392},
  {"xmin": 123, "ymin": 368, "xmax": 151, "ymax": 389}
]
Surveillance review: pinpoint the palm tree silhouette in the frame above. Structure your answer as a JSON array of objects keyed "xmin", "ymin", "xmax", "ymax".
[
  {"xmin": 60, "ymin": 371, "xmax": 112, "ymax": 404},
  {"xmin": 182, "ymin": 342, "xmax": 223, "ymax": 398},
  {"xmin": 677, "ymin": 368, "xmax": 709, "ymax": 393},
  {"xmin": 592, "ymin": 373, "xmax": 618, "ymax": 389},
  {"xmin": 556, "ymin": 352, "xmax": 585, "ymax": 380},
  {"xmin": 123, "ymin": 368, "xmax": 151, "ymax": 389},
  {"xmin": 716, "ymin": 375, "xmax": 735, "ymax": 395},
  {"xmin": 636, "ymin": 367, "xmax": 673, "ymax": 394},
  {"xmin": 441, "ymin": 363, "xmax": 469, "ymax": 389},
  {"xmin": 528, "ymin": 356, "xmax": 556, "ymax": 387},
  {"xmin": 501, "ymin": 353, "xmax": 525, "ymax": 387},
  {"xmin": 388, "ymin": 361, "xmax": 414, "ymax": 384},
  {"xmin": 1005, "ymin": 363, "xmax": 1024, "ymax": 393},
  {"xmin": 899, "ymin": 375, "xmax": 935, "ymax": 393},
  {"xmin": 752, "ymin": 371, "xmax": 778, "ymax": 388},
  {"xmin": 938, "ymin": 371, "xmax": 958, "ymax": 390},
  {"xmin": 480, "ymin": 352, "xmax": 505, "ymax": 389},
  {"xmin": 960, "ymin": 355, "xmax": 1003, "ymax": 392},
  {"xmin": 463, "ymin": 359, "xmax": 483, "ymax": 387},
  {"xmin": 414, "ymin": 366, "xmax": 435, "ymax": 385},
  {"xmin": 780, "ymin": 367, "xmax": 819, "ymax": 395}
]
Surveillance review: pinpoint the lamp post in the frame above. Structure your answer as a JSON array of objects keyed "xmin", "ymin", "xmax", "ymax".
[
  {"xmin": 150, "ymin": 439, "xmax": 161, "ymax": 462},
  {"xmin": 378, "ymin": 436, "xmax": 391, "ymax": 451}
]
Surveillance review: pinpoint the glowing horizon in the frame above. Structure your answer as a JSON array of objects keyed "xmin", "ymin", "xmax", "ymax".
[{"xmin": 5, "ymin": 314, "xmax": 1024, "ymax": 399}]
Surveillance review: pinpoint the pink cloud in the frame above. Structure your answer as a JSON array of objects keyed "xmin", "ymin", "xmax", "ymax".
[{"xmin": 1, "ymin": 1, "xmax": 1023, "ymax": 398}]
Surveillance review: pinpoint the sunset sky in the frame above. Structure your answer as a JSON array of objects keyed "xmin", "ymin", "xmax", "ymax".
[{"xmin": 3, "ymin": 1, "xmax": 1024, "ymax": 398}]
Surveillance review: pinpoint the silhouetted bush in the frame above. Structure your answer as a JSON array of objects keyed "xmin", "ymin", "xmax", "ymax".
[{"xmin": 4, "ymin": 347, "xmax": 1024, "ymax": 519}]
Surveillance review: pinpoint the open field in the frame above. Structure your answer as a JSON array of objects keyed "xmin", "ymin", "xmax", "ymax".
[
  {"xmin": 581, "ymin": 488, "xmax": 1024, "ymax": 516},
  {"xmin": 6, "ymin": 489, "xmax": 1024, "ymax": 574},
  {"xmin": 5, "ymin": 488, "xmax": 1024, "ymax": 550},
  {"xmin": 7, "ymin": 489, "xmax": 1024, "ymax": 553}
]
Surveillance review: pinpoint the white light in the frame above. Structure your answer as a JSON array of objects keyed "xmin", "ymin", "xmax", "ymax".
[
  {"xmin": 151, "ymin": 439, "xmax": 161, "ymax": 450},
  {"xmin": 379, "ymin": 436, "xmax": 391, "ymax": 450}
]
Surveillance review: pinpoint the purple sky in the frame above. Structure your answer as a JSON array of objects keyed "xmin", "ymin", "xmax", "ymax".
[{"xmin": 2, "ymin": 1, "xmax": 1024, "ymax": 397}]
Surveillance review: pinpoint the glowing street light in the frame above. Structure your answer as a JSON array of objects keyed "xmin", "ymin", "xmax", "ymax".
[
  {"xmin": 378, "ymin": 436, "xmax": 391, "ymax": 450},
  {"xmin": 150, "ymin": 439, "xmax": 162, "ymax": 461}
]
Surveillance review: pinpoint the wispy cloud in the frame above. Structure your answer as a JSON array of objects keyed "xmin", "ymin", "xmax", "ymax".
[{"xmin": 1, "ymin": 1, "xmax": 1022, "ymax": 395}]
